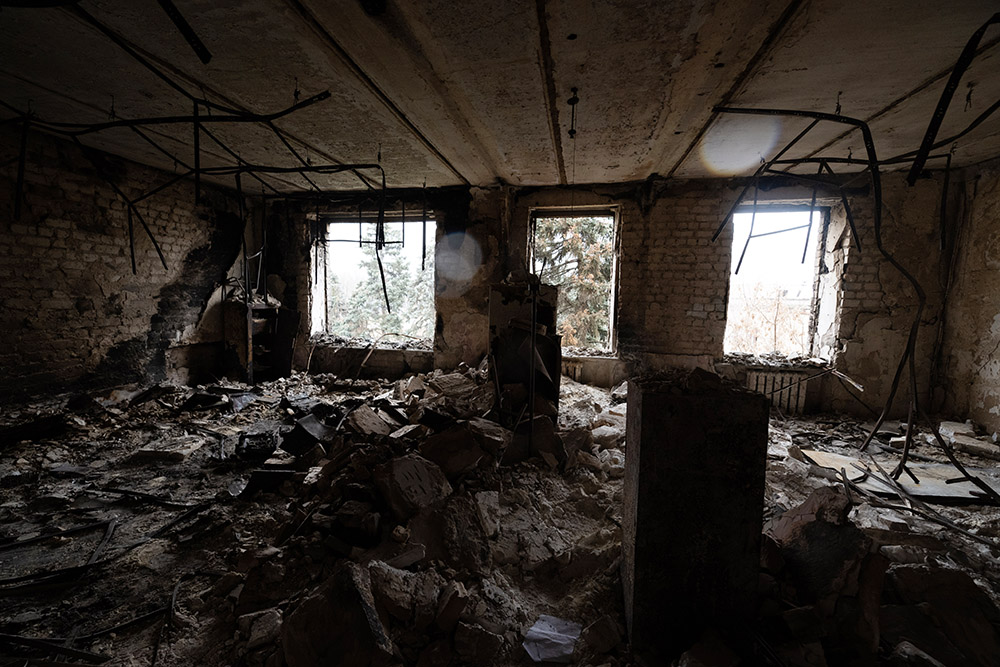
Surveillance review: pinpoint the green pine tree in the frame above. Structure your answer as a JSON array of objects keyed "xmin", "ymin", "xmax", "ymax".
[{"xmin": 533, "ymin": 215, "xmax": 615, "ymax": 349}]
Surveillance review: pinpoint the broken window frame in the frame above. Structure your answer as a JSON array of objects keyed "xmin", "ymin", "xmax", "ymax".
[
  {"xmin": 528, "ymin": 206, "xmax": 621, "ymax": 355},
  {"xmin": 724, "ymin": 203, "xmax": 833, "ymax": 359},
  {"xmin": 309, "ymin": 210, "xmax": 437, "ymax": 340}
]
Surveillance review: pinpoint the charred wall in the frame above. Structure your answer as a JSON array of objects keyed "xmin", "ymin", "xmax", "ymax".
[
  {"xmin": 270, "ymin": 170, "xmax": 974, "ymax": 425},
  {"xmin": 939, "ymin": 162, "xmax": 1000, "ymax": 435},
  {"xmin": 816, "ymin": 174, "xmax": 952, "ymax": 417},
  {"xmin": 266, "ymin": 188, "xmax": 484, "ymax": 372},
  {"xmin": 0, "ymin": 127, "xmax": 242, "ymax": 401}
]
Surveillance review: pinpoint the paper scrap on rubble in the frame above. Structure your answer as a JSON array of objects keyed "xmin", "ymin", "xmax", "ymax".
[{"xmin": 523, "ymin": 614, "xmax": 581, "ymax": 663}]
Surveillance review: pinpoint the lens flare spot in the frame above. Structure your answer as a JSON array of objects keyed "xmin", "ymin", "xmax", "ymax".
[
  {"xmin": 436, "ymin": 232, "xmax": 483, "ymax": 291},
  {"xmin": 699, "ymin": 115, "xmax": 781, "ymax": 175}
]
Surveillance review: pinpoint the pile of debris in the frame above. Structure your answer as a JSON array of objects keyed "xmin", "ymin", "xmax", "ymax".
[
  {"xmin": 748, "ymin": 417, "xmax": 1000, "ymax": 666},
  {"xmin": 2, "ymin": 366, "xmax": 1000, "ymax": 666},
  {"xmin": 226, "ymin": 366, "xmax": 629, "ymax": 667},
  {"xmin": 0, "ymin": 367, "xmax": 629, "ymax": 666}
]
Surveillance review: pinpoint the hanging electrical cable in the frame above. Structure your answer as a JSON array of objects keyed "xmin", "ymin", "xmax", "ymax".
[{"xmin": 421, "ymin": 180, "xmax": 428, "ymax": 272}]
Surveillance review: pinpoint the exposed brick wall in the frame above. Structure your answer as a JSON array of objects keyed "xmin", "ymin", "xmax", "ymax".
[
  {"xmin": 512, "ymin": 181, "xmax": 732, "ymax": 370},
  {"xmin": 267, "ymin": 188, "xmax": 484, "ymax": 371},
  {"xmin": 268, "ymin": 171, "xmax": 959, "ymax": 417},
  {"xmin": 616, "ymin": 182, "xmax": 732, "ymax": 364},
  {"xmin": 0, "ymin": 128, "xmax": 242, "ymax": 401},
  {"xmin": 822, "ymin": 174, "xmax": 949, "ymax": 416}
]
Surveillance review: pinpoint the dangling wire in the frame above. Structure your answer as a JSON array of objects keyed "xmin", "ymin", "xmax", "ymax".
[
  {"xmin": 421, "ymin": 179, "xmax": 428, "ymax": 271},
  {"xmin": 568, "ymin": 87, "xmax": 580, "ymax": 216}
]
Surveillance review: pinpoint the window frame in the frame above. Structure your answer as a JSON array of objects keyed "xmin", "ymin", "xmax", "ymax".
[
  {"xmin": 724, "ymin": 203, "xmax": 832, "ymax": 359},
  {"xmin": 309, "ymin": 210, "xmax": 437, "ymax": 341},
  {"xmin": 528, "ymin": 205, "xmax": 621, "ymax": 356}
]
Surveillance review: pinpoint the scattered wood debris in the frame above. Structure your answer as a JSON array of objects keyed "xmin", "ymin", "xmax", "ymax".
[{"xmin": 0, "ymin": 372, "xmax": 998, "ymax": 665}]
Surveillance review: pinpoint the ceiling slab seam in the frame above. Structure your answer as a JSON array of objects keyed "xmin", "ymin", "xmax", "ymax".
[
  {"xmin": 283, "ymin": 0, "xmax": 472, "ymax": 187},
  {"xmin": 665, "ymin": 0, "xmax": 806, "ymax": 179}
]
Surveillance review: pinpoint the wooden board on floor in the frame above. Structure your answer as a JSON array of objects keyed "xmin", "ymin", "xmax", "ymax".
[{"xmin": 801, "ymin": 449, "xmax": 1000, "ymax": 502}]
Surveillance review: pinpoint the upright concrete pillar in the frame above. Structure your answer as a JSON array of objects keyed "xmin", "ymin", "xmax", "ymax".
[{"xmin": 622, "ymin": 370, "xmax": 769, "ymax": 661}]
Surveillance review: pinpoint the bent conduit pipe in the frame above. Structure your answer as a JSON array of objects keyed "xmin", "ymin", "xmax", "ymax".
[{"xmin": 713, "ymin": 105, "xmax": 1000, "ymax": 504}]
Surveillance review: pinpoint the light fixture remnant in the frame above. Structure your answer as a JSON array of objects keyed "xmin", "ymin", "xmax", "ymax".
[{"xmin": 567, "ymin": 87, "xmax": 579, "ymax": 139}]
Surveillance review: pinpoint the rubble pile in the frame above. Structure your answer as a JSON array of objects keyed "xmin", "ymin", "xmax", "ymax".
[
  {"xmin": 748, "ymin": 418, "xmax": 1000, "ymax": 666},
  {"xmin": 1, "ymin": 369, "xmax": 1000, "ymax": 665},
  {"xmin": 0, "ymin": 369, "xmax": 627, "ymax": 666}
]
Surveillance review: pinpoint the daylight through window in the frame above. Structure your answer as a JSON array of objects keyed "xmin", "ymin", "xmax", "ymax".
[
  {"xmin": 724, "ymin": 208, "xmax": 824, "ymax": 357},
  {"xmin": 531, "ymin": 211, "xmax": 617, "ymax": 353},
  {"xmin": 311, "ymin": 214, "xmax": 436, "ymax": 342}
]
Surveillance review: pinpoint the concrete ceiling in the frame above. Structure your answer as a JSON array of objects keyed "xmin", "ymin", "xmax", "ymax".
[{"xmin": 1, "ymin": 0, "xmax": 998, "ymax": 192}]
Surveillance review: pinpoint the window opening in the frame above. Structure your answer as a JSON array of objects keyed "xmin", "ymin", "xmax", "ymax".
[
  {"xmin": 724, "ymin": 207, "xmax": 826, "ymax": 358},
  {"xmin": 530, "ymin": 210, "xmax": 617, "ymax": 354},
  {"xmin": 311, "ymin": 212, "xmax": 436, "ymax": 343}
]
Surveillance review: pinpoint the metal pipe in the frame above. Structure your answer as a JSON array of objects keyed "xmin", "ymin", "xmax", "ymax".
[
  {"xmin": 801, "ymin": 165, "xmax": 820, "ymax": 264},
  {"xmin": 733, "ymin": 179, "xmax": 759, "ymax": 275},
  {"xmin": 24, "ymin": 90, "xmax": 331, "ymax": 135},
  {"xmin": 193, "ymin": 101, "xmax": 200, "ymax": 204},
  {"xmin": 907, "ymin": 13, "xmax": 1000, "ymax": 184}
]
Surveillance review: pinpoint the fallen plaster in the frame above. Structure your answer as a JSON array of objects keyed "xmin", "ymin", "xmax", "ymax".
[{"xmin": 2, "ymin": 367, "xmax": 1000, "ymax": 665}]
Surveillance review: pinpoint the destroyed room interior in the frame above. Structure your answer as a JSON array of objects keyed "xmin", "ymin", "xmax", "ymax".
[{"xmin": 3, "ymin": 1, "xmax": 1000, "ymax": 665}]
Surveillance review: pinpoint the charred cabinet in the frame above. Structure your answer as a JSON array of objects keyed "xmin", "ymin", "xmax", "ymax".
[{"xmin": 488, "ymin": 282, "xmax": 561, "ymax": 425}]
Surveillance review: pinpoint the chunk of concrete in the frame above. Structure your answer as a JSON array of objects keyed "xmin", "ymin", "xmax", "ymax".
[
  {"xmin": 345, "ymin": 404, "xmax": 393, "ymax": 436},
  {"xmin": 247, "ymin": 609, "xmax": 282, "ymax": 650},
  {"xmin": 474, "ymin": 490, "xmax": 501, "ymax": 538},
  {"xmin": 375, "ymin": 454, "xmax": 452, "ymax": 521},
  {"xmin": 435, "ymin": 580, "xmax": 468, "ymax": 631},
  {"xmin": 367, "ymin": 560, "xmax": 444, "ymax": 631},
  {"xmin": 467, "ymin": 417, "xmax": 513, "ymax": 458},
  {"xmin": 591, "ymin": 424, "xmax": 624, "ymax": 449},
  {"xmin": 281, "ymin": 562, "xmax": 394, "ymax": 667},
  {"xmin": 938, "ymin": 420, "xmax": 976, "ymax": 441}
]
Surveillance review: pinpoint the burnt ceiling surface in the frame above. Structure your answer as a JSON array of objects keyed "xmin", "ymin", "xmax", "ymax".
[{"xmin": 1, "ymin": 0, "xmax": 998, "ymax": 191}]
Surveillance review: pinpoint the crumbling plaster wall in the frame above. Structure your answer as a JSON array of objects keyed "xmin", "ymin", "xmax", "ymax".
[
  {"xmin": 939, "ymin": 163, "xmax": 1000, "ymax": 435},
  {"xmin": 0, "ymin": 128, "xmax": 242, "ymax": 400},
  {"xmin": 433, "ymin": 186, "xmax": 509, "ymax": 369},
  {"xmin": 821, "ymin": 174, "xmax": 950, "ymax": 417}
]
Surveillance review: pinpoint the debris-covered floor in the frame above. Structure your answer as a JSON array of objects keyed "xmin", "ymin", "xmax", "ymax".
[{"xmin": 2, "ymin": 369, "xmax": 1000, "ymax": 666}]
